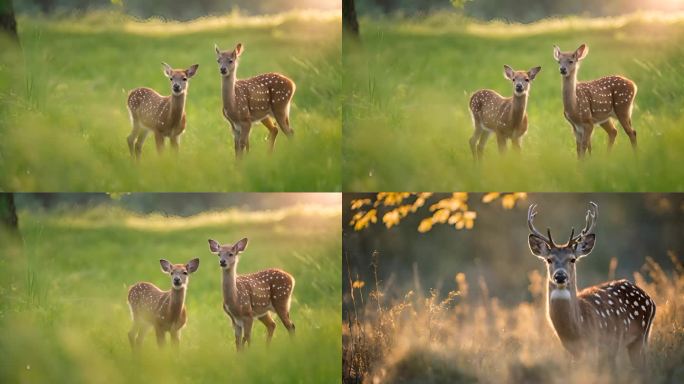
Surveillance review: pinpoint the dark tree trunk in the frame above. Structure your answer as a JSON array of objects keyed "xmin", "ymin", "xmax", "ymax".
[
  {"xmin": 343, "ymin": 0, "xmax": 359, "ymax": 38},
  {"xmin": 0, "ymin": 193, "xmax": 19, "ymax": 235},
  {"xmin": 0, "ymin": 0, "xmax": 18, "ymax": 41}
]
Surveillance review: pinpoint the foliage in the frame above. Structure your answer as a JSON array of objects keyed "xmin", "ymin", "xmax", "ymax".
[
  {"xmin": 349, "ymin": 192, "xmax": 527, "ymax": 232},
  {"xmin": 0, "ymin": 204, "xmax": 341, "ymax": 383},
  {"xmin": 0, "ymin": 11, "xmax": 341, "ymax": 191}
]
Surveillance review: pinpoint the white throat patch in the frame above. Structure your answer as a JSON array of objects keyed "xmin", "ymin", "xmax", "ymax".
[{"xmin": 550, "ymin": 288, "xmax": 571, "ymax": 300}]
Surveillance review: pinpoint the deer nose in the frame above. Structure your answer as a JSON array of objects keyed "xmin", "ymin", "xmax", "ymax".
[
  {"xmin": 515, "ymin": 84, "xmax": 523, "ymax": 92},
  {"xmin": 553, "ymin": 271, "xmax": 568, "ymax": 285},
  {"xmin": 173, "ymin": 84, "xmax": 181, "ymax": 92},
  {"xmin": 173, "ymin": 277, "xmax": 181, "ymax": 284},
  {"xmin": 220, "ymin": 260, "xmax": 227, "ymax": 267},
  {"xmin": 220, "ymin": 67, "xmax": 227, "ymax": 75},
  {"xmin": 560, "ymin": 67, "xmax": 567, "ymax": 75}
]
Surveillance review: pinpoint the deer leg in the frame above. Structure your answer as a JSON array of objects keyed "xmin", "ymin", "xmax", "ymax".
[
  {"xmin": 155, "ymin": 327, "xmax": 166, "ymax": 348},
  {"xmin": 599, "ymin": 120, "xmax": 617, "ymax": 151},
  {"xmin": 170, "ymin": 135, "xmax": 180, "ymax": 153},
  {"xmin": 616, "ymin": 111, "xmax": 637, "ymax": 150},
  {"xmin": 128, "ymin": 321, "xmax": 140, "ymax": 349},
  {"xmin": 261, "ymin": 118, "xmax": 278, "ymax": 153},
  {"xmin": 242, "ymin": 317, "xmax": 254, "ymax": 347},
  {"xmin": 170, "ymin": 329, "xmax": 180, "ymax": 348},
  {"xmin": 154, "ymin": 132, "xmax": 165, "ymax": 154},
  {"xmin": 275, "ymin": 303, "xmax": 296, "ymax": 337},
  {"xmin": 468, "ymin": 123, "xmax": 483, "ymax": 160},
  {"xmin": 511, "ymin": 136, "xmax": 522, "ymax": 152},
  {"xmin": 258, "ymin": 313, "xmax": 277, "ymax": 344},
  {"xmin": 496, "ymin": 133, "xmax": 507, "ymax": 154},
  {"xmin": 627, "ymin": 339, "xmax": 646, "ymax": 369},
  {"xmin": 238, "ymin": 123, "xmax": 252, "ymax": 155},
  {"xmin": 233, "ymin": 322, "xmax": 244, "ymax": 351},
  {"xmin": 134, "ymin": 130, "xmax": 149, "ymax": 160},
  {"xmin": 476, "ymin": 130, "xmax": 491, "ymax": 160},
  {"xmin": 135, "ymin": 324, "xmax": 150, "ymax": 348},
  {"xmin": 584, "ymin": 124, "xmax": 594, "ymax": 157},
  {"xmin": 127, "ymin": 120, "xmax": 142, "ymax": 157},
  {"xmin": 274, "ymin": 105, "xmax": 294, "ymax": 138}
]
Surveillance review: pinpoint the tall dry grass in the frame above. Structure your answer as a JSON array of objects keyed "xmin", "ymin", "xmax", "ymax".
[{"xmin": 343, "ymin": 252, "xmax": 684, "ymax": 383}]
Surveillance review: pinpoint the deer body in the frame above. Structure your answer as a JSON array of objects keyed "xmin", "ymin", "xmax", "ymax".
[
  {"xmin": 210, "ymin": 238, "xmax": 295, "ymax": 351},
  {"xmin": 554, "ymin": 44, "xmax": 637, "ymax": 158},
  {"xmin": 126, "ymin": 63, "xmax": 198, "ymax": 158},
  {"xmin": 216, "ymin": 43, "xmax": 295, "ymax": 157},
  {"xmin": 127, "ymin": 258, "xmax": 199, "ymax": 349},
  {"xmin": 469, "ymin": 65, "xmax": 541, "ymax": 160},
  {"xmin": 528, "ymin": 203, "xmax": 655, "ymax": 369}
]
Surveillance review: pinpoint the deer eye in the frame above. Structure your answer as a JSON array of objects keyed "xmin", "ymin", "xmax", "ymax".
[
  {"xmin": 183, "ymin": 271, "xmax": 188, "ymax": 275},
  {"xmin": 182, "ymin": 78, "xmax": 187, "ymax": 81},
  {"xmin": 569, "ymin": 60, "xmax": 574, "ymax": 64},
  {"xmin": 169, "ymin": 77, "xmax": 172, "ymax": 80},
  {"xmin": 570, "ymin": 258, "xmax": 576, "ymax": 263},
  {"xmin": 525, "ymin": 78, "xmax": 529, "ymax": 82},
  {"xmin": 546, "ymin": 258, "xmax": 552, "ymax": 264}
]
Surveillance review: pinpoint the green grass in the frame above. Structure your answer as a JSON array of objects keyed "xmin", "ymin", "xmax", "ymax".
[
  {"xmin": 0, "ymin": 204, "xmax": 341, "ymax": 383},
  {"xmin": 343, "ymin": 12, "xmax": 684, "ymax": 191},
  {"xmin": 0, "ymin": 11, "xmax": 341, "ymax": 191}
]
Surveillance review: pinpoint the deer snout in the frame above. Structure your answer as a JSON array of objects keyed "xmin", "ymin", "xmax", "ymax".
[
  {"xmin": 559, "ymin": 67, "xmax": 567, "ymax": 75},
  {"xmin": 219, "ymin": 259, "xmax": 227, "ymax": 267},
  {"xmin": 220, "ymin": 67, "xmax": 227, "ymax": 75},
  {"xmin": 173, "ymin": 84, "xmax": 181, "ymax": 93},
  {"xmin": 173, "ymin": 277, "xmax": 182, "ymax": 286},
  {"xmin": 553, "ymin": 270, "xmax": 568, "ymax": 285},
  {"xmin": 515, "ymin": 84, "xmax": 524, "ymax": 93}
]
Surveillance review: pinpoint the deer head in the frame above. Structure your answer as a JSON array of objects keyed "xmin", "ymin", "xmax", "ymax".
[
  {"xmin": 215, "ymin": 43, "xmax": 243, "ymax": 77},
  {"xmin": 159, "ymin": 258, "xmax": 200, "ymax": 290},
  {"xmin": 528, "ymin": 202, "xmax": 597, "ymax": 289},
  {"xmin": 161, "ymin": 62, "xmax": 199, "ymax": 96},
  {"xmin": 553, "ymin": 44, "xmax": 588, "ymax": 77},
  {"xmin": 209, "ymin": 238, "xmax": 248, "ymax": 270},
  {"xmin": 503, "ymin": 65, "xmax": 542, "ymax": 96}
]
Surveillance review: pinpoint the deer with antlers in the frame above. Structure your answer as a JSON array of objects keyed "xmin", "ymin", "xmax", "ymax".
[
  {"xmin": 208, "ymin": 238, "xmax": 295, "ymax": 351},
  {"xmin": 469, "ymin": 65, "xmax": 542, "ymax": 160},
  {"xmin": 127, "ymin": 258, "xmax": 200, "ymax": 350},
  {"xmin": 215, "ymin": 43, "xmax": 295, "ymax": 158},
  {"xmin": 527, "ymin": 202, "xmax": 655, "ymax": 369},
  {"xmin": 554, "ymin": 44, "xmax": 638, "ymax": 158},
  {"xmin": 126, "ymin": 63, "xmax": 199, "ymax": 159}
]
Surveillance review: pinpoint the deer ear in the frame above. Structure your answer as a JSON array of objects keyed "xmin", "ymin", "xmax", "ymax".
[
  {"xmin": 503, "ymin": 65, "xmax": 514, "ymax": 80},
  {"xmin": 186, "ymin": 258, "xmax": 200, "ymax": 273},
  {"xmin": 235, "ymin": 43, "xmax": 243, "ymax": 56},
  {"xmin": 186, "ymin": 64, "xmax": 199, "ymax": 78},
  {"xmin": 162, "ymin": 62, "xmax": 173, "ymax": 77},
  {"xmin": 160, "ymin": 259, "xmax": 173, "ymax": 273},
  {"xmin": 553, "ymin": 45, "xmax": 561, "ymax": 61},
  {"xmin": 208, "ymin": 239, "xmax": 220, "ymax": 253},
  {"xmin": 529, "ymin": 234, "xmax": 551, "ymax": 257},
  {"xmin": 575, "ymin": 234, "xmax": 595, "ymax": 258},
  {"xmin": 234, "ymin": 237, "xmax": 248, "ymax": 253},
  {"xmin": 575, "ymin": 44, "xmax": 589, "ymax": 60},
  {"xmin": 528, "ymin": 66, "xmax": 541, "ymax": 80},
  {"xmin": 214, "ymin": 43, "xmax": 221, "ymax": 56}
]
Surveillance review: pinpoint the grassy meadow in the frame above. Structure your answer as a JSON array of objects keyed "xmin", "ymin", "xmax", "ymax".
[
  {"xmin": 343, "ymin": 13, "xmax": 684, "ymax": 191},
  {"xmin": 0, "ymin": 11, "xmax": 341, "ymax": 191},
  {"xmin": 343, "ymin": 253, "xmax": 684, "ymax": 383},
  {"xmin": 0, "ymin": 203, "xmax": 341, "ymax": 383}
]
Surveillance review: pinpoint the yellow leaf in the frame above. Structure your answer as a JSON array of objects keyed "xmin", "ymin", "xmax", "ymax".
[
  {"xmin": 432, "ymin": 209, "xmax": 450, "ymax": 223},
  {"xmin": 482, "ymin": 192, "xmax": 500, "ymax": 203},
  {"xmin": 501, "ymin": 194, "xmax": 516, "ymax": 209},
  {"xmin": 383, "ymin": 210, "xmax": 400, "ymax": 228},
  {"xmin": 352, "ymin": 280, "xmax": 365, "ymax": 289},
  {"xmin": 418, "ymin": 218, "xmax": 433, "ymax": 233}
]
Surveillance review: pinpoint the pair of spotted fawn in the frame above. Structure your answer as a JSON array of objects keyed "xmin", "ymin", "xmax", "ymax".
[
  {"xmin": 528, "ymin": 202, "xmax": 655, "ymax": 368},
  {"xmin": 126, "ymin": 43, "xmax": 295, "ymax": 160},
  {"xmin": 127, "ymin": 237, "xmax": 295, "ymax": 351},
  {"xmin": 470, "ymin": 43, "xmax": 638, "ymax": 160}
]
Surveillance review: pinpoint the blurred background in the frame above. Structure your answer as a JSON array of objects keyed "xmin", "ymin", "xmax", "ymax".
[
  {"xmin": 353, "ymin": 0, "xmax": 684, "ymax": 22},
  {"xmin": 343, "ymin": 193, "xmax": 684, "ymax": 305},
  {"xmin": 16, "ymin": 0, "xmax": 341, "ymax": 20}
]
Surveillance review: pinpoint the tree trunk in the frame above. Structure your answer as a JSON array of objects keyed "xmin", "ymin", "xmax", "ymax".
[
  {"xmin": 0, "ymin": 193, "xmax": 20, "ymax": 237},
  {"xmin": 0, "ymin": 0, "xmax": 18, "ymax": 41},
  {"xmin": 342, "ymin": 0, "xmax": 359, "ymax": 38}
]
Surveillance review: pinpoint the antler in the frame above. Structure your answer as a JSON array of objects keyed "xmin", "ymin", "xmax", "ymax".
[
  {"xmin": 528, "ymin": 204, "xmax": 555, "ymax": 247},
  {"xmin": 570, "ymin": 202, "xmax": 598, "ymax": 244}
]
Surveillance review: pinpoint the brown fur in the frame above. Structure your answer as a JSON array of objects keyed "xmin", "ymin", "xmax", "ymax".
[{"xmin": 216, "ymin": 43, "xmax": 295, "ymax": 157}]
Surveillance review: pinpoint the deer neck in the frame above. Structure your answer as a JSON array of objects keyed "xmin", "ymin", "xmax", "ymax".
[
  {"xmin": 509, "ymin": 93, "xmax": 527, "ymax": 126},
  {"xmin": 168, "ymin": 92, "xmax": 186, "ymax": 125},
  {"xmin": 562, "ymin": 70, "xmax": 579, "ymax": 116},
  {"xmin": 547, "ymin": 278, "xmax": 583, "ymax": 341},
  {"xmin": 221, "ymin": 72, "xmax": 238, "ymax": 117},
  {"xmin": 165, "ymin": 287, "xmax": 186, "ymax": 322},
  {"xmin": 222, "ymin": 267, "xmax": 239, "ymax": 310}
]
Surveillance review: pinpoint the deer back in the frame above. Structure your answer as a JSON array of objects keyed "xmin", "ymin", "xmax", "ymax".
[
  {"xmin": 571, "ymin": 76, "xmax": 636, "ymax": 124},
  {"xmin": 127, "ymin": 87, "xmax": 185, "ymax": 134},
  {"xmin": 235, "ymin": 268, "xmax": 294, "ymax": 312}
]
